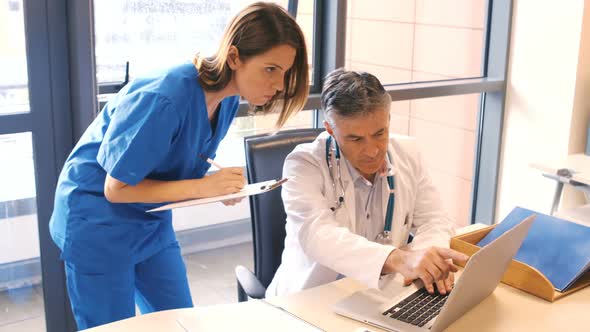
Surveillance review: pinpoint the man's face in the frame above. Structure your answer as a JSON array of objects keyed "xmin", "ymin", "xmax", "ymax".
[{"xmin": 324, "ymin": 108, "xmax": 390, "ymax": 180}]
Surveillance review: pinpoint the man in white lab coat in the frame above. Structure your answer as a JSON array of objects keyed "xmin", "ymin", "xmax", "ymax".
[{"xmin": 267, "ymin": 69, "xmax": 468, "ymax": 297}]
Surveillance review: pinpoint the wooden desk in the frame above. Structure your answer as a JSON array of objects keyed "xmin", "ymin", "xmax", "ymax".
[{"xmin": 86, "ymin": 271, "xmax": 590, "ymax": 331}]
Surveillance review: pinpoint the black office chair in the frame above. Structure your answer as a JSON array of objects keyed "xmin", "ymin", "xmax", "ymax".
[{"xmin": 235, "ymin": 128, "xmax": 324, "ymax": 302}]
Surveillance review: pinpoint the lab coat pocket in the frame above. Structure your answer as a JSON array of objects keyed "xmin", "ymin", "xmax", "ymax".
[{"xmin": 331, "ymin": 205, "xmax": 353, "ymax": 229}]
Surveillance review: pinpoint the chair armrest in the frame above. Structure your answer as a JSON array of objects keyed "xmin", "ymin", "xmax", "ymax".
[{"xmin": 235, "ymin": 265, "xmax": 266, "ymax": 300}]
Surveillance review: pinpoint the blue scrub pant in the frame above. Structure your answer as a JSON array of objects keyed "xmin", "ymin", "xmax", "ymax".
[{"xmin": 64, "ymin": 242, "xmax": 193, "ymax": 330}]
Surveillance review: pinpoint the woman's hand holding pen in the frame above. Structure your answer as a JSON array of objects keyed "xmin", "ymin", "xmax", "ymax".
[
  {"xmin": 197, "ymin": 154, "xmax": 245, "ymax": 202},
  {"xmin": 201, "ymin": 167, "xmax": 246, "ymax": 197},
  {"xmin": 217, "ymin": 167, "xmax": 246, "ymax": 207}
]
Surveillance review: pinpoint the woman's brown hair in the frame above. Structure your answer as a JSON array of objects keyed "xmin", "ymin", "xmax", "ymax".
[{"xmin": 194, "ymin": 2, "xmax": 309, "ymax": 128}]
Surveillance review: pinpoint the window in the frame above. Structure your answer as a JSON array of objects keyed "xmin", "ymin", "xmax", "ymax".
[
  {"xmin": 94, "ymin": 0, "xmax": 315, "ymax": 84},
  {"xmin": 340, "ymin": 0, "xmax": 507, "ymax": 225},
  {"xmin": 94, "ymin": 0, "xmax": 317, "ymax": 167},
  {"xmin": 1, "ymin": 2, "xmax": 46, "ymax": 330},
  {"xmin": 2, "ymin": 0, "xmax": 513, "ymax": 329},
  {"xmin": 0, "ymin": 0, "xmax": 29, "ymax": 115},
  {"xmin": 215, "ymin": 109, "xmax": 315, "ymax": 167},
  {"xmin": 345, "ymin": 0, "xmax": 488, "ymax": 85},
  {"xmin": 94, "ymin": 0, "xmax": 280, "ymax": 83},
  {"xmin": 390, "ymin": 94, "xmax": 480, "ymax": 227}
]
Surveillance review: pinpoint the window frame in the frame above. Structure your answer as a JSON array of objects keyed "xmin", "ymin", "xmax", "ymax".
[
  {"xmin": 6, "ymin": 0, "xmax": 513, "ymax": 330},
  {"xmin": 93, "ymin": 0, "xmax": 512, "ymax": 225}
]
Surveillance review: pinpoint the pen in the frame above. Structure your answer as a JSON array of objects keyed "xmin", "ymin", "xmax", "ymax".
[
  {"xmin": 198, "ymin": 153, "xmax": 224, "ymax": 169},
  {"xmin": 260, "ymin": 178, "xmax": 288, "ymax": 191}
]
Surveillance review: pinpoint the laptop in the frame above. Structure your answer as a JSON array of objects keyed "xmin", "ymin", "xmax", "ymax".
[{"xmin": 333, "ymin": 215, "xmax": 535, "ymax": 332}]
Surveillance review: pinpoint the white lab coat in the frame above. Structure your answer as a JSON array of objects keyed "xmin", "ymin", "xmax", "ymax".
[{"xmin": 266, "ymin": 132, "xmax": 454, "ymax": 297}]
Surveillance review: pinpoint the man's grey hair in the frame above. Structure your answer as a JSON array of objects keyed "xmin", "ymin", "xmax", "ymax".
[{"xmin": 321, "ymin": 68, "xmax": 391, "ymax": 122}]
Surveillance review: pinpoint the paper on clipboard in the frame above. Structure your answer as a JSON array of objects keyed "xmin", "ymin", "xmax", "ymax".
[{"xmin": 147, "ymin": 178, "xmax": 288, "ymax": 212}]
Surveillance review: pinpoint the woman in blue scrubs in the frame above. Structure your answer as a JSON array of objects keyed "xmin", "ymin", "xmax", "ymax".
[{"xmin": 49, "ymin": 2, "xmax": 309, "ymax": 329}]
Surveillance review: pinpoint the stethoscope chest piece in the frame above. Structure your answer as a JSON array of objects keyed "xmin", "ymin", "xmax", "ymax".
[{"xmin": 375, "ymin": 230, "xmax": 392, "ymax": 244}]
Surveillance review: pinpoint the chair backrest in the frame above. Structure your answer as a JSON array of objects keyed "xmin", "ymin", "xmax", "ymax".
[{"xmin": 244, "ymin": 128, "xmax": 324, "ymax": 288}]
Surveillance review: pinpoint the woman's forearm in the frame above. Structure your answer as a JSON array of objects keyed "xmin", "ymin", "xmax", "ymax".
[
  {"xmin": 104, "ymin": 175, "xmax": 209, "ymax": 203},
  {"xmin": 104, "ymin": 167, "xmax": 245, "ymax": 204}
]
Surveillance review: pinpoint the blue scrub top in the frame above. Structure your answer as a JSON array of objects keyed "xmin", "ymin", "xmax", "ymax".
[{"xmin": 49, "ymin": 63, "xmax": 240, "ymax": 273}]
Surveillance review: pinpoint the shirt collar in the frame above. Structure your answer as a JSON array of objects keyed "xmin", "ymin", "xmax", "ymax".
[{"xmin": 344, "ymin": 157, "xmax": 389, "ymax": 187}]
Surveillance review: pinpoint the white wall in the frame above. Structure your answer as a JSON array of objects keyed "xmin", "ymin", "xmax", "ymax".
[
  {"xmin": 496, "ymin": 0, "xmax": 590, "ymax": 222},
  {"xmin": 564, "ymin": 0, "xmax": 590, "ymax": 208}
]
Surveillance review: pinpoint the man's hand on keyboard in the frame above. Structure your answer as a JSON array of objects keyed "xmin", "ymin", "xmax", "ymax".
[
  {"xmin": 383, "ymin": 247, "xmax": 468, "ymax": 294},
  {"xmin": 404, "ymin": 266, "xmax": 455, "ymax": 295}
]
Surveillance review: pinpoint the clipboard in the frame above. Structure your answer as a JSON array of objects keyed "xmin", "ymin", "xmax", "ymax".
[{"xmin": 147, "ymin": 178, "xmax": 288, "ymax": 212}]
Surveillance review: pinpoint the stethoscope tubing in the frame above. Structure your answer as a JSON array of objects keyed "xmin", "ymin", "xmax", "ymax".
[{"xmin": 325, "ymin": 136, "xmax": 395, "ymax": 235}]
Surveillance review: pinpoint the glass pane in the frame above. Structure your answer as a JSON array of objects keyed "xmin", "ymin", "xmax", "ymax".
[
  {"xmin": 215, "ymin": 109, "xmax": 314, "ymax": 167},
  {"xmin": 0, "ymin": 132, "xmax": 45, "ymax": 331},
  {"xmin": 345, "ymin": 0, "xmax": 487, "ymax": 85},
  {"xmin": 296, "ymin": 0, "xmax": 315, "ymax": 85},
  {"xmin": 389, "ymin": 94, "xmax": 480, "ymax": 227},
  {"xmin": 0, "ymin": 0, "xmax": 30, "ymax": 115},
  {"xmin": 94, "ymin": 0, "xmax": 314, "ymax": 84}
]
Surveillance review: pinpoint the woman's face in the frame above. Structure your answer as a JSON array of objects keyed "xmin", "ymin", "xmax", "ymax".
[{"xmin": 228, "ymin": 44, "xmax": 297, "ymax": 106}]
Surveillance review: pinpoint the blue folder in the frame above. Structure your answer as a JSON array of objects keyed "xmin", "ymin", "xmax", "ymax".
[{"xmin": 477, "ymin": 207, "xmax": 590, "ymax": 292}]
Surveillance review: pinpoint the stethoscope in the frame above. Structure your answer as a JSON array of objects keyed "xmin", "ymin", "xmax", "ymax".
[{"xmin": 325, "ymin": 136, "xmax": 396, "ymax": 244}]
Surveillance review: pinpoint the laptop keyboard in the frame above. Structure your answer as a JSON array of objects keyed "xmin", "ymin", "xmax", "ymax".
[{"xmin": 382, "ymin": 287, "xmax": 449, "ymax": 327}]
